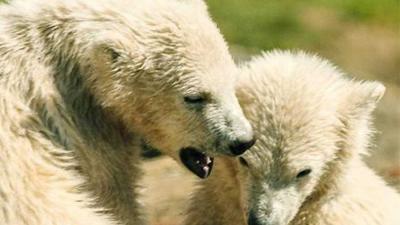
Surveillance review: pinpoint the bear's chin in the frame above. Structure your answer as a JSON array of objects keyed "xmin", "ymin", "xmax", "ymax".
[{"xmin": 179, "ymin": 147, "xmax": 214, "ymax": 179}]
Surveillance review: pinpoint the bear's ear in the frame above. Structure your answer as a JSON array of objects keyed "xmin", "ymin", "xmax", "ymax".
[
  {"xmin": 343, "ymin": 81, "xmax": 385, "ymax": 118},
  {"xmin": 89, "ymin": 43, "xmax": 119, "ymax": 65},
  {"xmin": 337, "ymin": 81, "xmax": 385, "ymax": 155},
  {"xmin": 104, "ymin": 47, "xmax": 121, "ymax": 64}
]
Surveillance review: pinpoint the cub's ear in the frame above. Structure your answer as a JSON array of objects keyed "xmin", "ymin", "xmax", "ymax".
[
  {"xmin": 92, "ymin": 44, "xmax": 123, "ymax": 64},
  {"xmin": 337, "ymin": 81, "xmax": 385, "ymax": 154},
  {"xmin": 347, "ymin": 81, "xmax": 385, "ymax": 116},
  {"xmin": 104, "ymin": 47, "xmax": 121, "ymax": 63},
  {"xmin": 339, "ymin": 80, "xmax": 385, "ymax": 128},
  {"xmin": 87, "ymin": 44, "xmax": 117, "ymax": 66}
]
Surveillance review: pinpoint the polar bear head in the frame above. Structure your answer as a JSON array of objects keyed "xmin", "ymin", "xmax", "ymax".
[
  {"xmin": 235, "ymin": 51, "xmax": 385, "ymax": 225},
  {"xmin": 44, "ymin": 0, "xmax": 255, "ymax": 178}
]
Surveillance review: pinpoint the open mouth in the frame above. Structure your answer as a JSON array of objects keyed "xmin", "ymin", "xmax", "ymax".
[{"xmin": 179, "ymin": 148, "xmax": 214, "ymax": 179}]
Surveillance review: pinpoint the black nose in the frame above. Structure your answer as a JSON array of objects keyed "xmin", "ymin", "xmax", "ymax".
[
  {"xmin": 229, "ymin": 137, "xmax": 256, "ymax": 156},
  {"xmin": 248, "ymin": 210, "xmax": 262, "ymax": 225}
]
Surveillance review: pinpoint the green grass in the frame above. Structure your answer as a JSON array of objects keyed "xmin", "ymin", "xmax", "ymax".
[
  {"xmin": 308, "ymin": 0, "xmax": 400, "ymax": 23},
  {"xmin": 0, "ymin": 0, "xmax": 398, "ymax": 51},
  {"xmin": 205, "ymin": 0, "xmax": 399, "ymax": 51}
]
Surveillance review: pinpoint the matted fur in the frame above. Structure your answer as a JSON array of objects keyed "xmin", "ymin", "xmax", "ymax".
[
  {"xmin": 0, "ymin": 0, "xmax": 252, "ymax": 224},
  {"xmin": 185, "ymin": 51, "xmax": 400, "ymax": 225}
]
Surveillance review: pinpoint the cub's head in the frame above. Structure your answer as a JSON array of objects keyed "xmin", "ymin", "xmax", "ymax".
[
  {"xmin": 76, "ymin": 0, "xmax": 254, "ymax": 178},
  {"xmin": 235, "ymin": 51, "xmax": 385, "ymax": 225}
]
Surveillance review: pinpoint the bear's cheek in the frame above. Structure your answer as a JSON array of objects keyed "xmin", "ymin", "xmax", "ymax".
[
  {"xmin": 128, "ymin": 114, "xmax": 182, "ymax": 151},
  {"xmin": 144, "ymin": 129, "xmax": 169, "ymax": 148}
]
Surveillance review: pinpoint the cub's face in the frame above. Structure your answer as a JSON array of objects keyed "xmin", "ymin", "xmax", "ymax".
[
  {"xmin": 76, "ymin": 0, "xmax": 259, "ymax": 178},
  {"xmin": 85, "ymin": 34, "xmax": 254, "ymax": 179},
  {"xmin": 239, "ymin": 120, "xmax": 340, "ymax": 225},
  {"xmin": 235, "ymin": 51, "xmax": 384, "ymax": 225},
  {"xmin": 236, "ymin": 84, "xmax": 342, "ymax": 225},
  {"xmin": 128, "ymin": 67, "xmax": 255, "ymax": 179}
]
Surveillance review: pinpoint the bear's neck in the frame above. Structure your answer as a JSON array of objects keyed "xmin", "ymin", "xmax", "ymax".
[
  {"xmin": 4, "ymin": 43, "xmax": 135, "ymax": 154},
  {"xmin": 31, "ymin": 14, "xmax": 137, "ymax": 151},
  {"xmin": 0, "ymin": 6, "xmax": 135, "ymax": 150},
  {"xmin": 44, "ymin": 55, "xmax": 135, "ymax": 151},
  {"xmin": 291, "ymin": 156, "xmax": 365, "ymax": 225}
]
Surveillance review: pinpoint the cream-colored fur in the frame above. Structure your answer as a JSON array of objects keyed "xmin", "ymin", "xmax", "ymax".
[
  {"xmin": 185, "ymin": 51, "xmax": 400, "ymax": 225},
  {"xmin": 0, "ymin": 0, "xmax": 253, "ymax": 224}
]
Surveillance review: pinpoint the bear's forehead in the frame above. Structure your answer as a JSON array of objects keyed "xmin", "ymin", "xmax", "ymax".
[
  {"xmin": 249, "ymin": 121, "xmax": 337, "ymax": 158},
  {"xmin": 244, "ymin": 133, "xmax": 338, "ymax": 180},
  {"xmin": 239, "ymin": 51, "xmax": 351, "ymax": 177},
  {"xmin": 243, "ymin": 98, "xmax": 342, "ymax": 175},
  {"xmin": 173, "ymin": 69, "xmax": 236, "ymax": 97},
  {"xmin": 252, "ymin": 97, "xmax": 339, "ymax": 144}
]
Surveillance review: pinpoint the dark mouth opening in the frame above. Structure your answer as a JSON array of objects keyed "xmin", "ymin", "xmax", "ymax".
[{"xmin": 179, "ymin": 148, "xmax": 214, "ymax": 179}]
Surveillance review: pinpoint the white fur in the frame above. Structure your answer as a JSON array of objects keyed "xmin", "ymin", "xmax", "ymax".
[
  {"xmin": 0, "ymin": 0, "xmax": 252, "ymax": 224},
  {"xmin": 185, "ymin": 50, "xmax": 400, "ymax": 225}
]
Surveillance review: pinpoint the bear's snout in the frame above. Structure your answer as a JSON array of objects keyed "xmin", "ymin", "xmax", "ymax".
[
  {"xmin": 229, "ymin": 136, "xmax": 256, "ymax": 155},
  {"xmin": 222, "ymin": 101, "xmax": 255, "ymax": 155}
]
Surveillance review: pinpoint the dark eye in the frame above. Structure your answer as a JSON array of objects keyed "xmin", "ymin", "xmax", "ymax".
[
  {"xmin": 296, "ymin": 169, "xmax": 312, "ymax": 179},
  {"xmin": 105, "ymin": 47, "xmax": 120, "ymax": 62},
  {"xmin": 239, "ymin": 157, "xmax": 249, "ymax": 167},
  {"xmin": 184, "ymin": 95, "xmax": 206, "ymax": 105},
  {"xmin": 111, "ymin": 50, "xmax": 120, "ymax": 62}
]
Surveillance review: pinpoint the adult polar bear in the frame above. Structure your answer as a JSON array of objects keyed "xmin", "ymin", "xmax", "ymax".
[{"xmin": 0, "ymin": 0, "xmax": 255, "ymax": 224}]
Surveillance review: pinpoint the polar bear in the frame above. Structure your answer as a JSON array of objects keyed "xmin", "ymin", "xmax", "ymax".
[
  {"xmin": 185, "ymin": 51, "xmax": 400, "ymax": 225},
  {"xmin": 0, "ymin": 0, "xmax": 255, "ymax": 224}
]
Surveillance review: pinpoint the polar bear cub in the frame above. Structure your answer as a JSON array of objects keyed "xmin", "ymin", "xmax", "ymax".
[
  {"xmin": 0, "ymin": 0, "xmax": 254, "ymax": 224},
  {"xmin": 185, "ymin": 51, "xmax": 400, "ymax": 225}
]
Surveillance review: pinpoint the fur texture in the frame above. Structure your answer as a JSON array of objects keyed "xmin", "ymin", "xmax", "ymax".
[
  {"xmin": 0, "ymin": 0, "xmax": 253, "ymax": 224},
  {"xmin": 185, "ymin": 51, "xmax": 400, "ymax": 225}
]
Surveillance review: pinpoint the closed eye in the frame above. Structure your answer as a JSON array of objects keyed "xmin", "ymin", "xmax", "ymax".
[
  {"xmin": 184, "ymin": 95, "xmax": 207, "ymax": 105},
  {"xmin": 296, "ymin": 168, "xmax": 312, "ymax": 179}
]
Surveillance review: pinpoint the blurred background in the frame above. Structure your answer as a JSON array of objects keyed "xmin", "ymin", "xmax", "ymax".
[
  {"xmin": 207, "ymin": 0, "xmax": 400, "ymax": 184},
  {"xmin": 1, "ymin": 0, "xmax": 397, "ymax": 224},
  {"xmin": 142, "ymin": 1, "xmax": 400, "ymax": 224}
]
